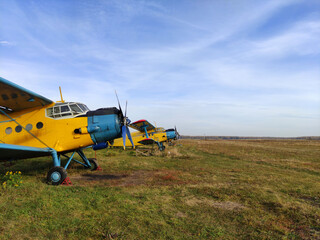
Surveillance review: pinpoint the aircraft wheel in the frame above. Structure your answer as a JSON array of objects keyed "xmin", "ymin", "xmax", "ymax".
[
  {"xmin": 47, "ymin": 167, "xmax": 67, "ymax": 185},
  {"xmin": 88, "ymin": 158, "xmax": 98, "ymax": 171},
  {"xmin": 160, "ymin": 145, "xmax": 166, "ymax": 151}
]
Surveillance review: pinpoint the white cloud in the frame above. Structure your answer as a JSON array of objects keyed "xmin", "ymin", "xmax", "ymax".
[
  {"xmin": 0, "ymin": 41, "xmax": 13, "ymax": 45},
  {"xmin": 248, "ymin": 20, "xmax": 320, "ymax": 58}
]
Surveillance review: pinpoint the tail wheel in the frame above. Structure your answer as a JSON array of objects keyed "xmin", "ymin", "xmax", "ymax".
[
  {"xmin": 47, "ymin": 167, "xmax": 67, "ymax": 185},
  {"xmin": 88, "ymin": 158, "xmax": 98, "ymax": 171}
]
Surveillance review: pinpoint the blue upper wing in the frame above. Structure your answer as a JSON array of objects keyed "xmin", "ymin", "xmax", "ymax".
[
  {"xmin": 0, "ymin": 143, "xmax": 52, "ymax": 161},
  {"xmin": 0, "ymin": 77, "xmax": 53, "ymax": 112}
]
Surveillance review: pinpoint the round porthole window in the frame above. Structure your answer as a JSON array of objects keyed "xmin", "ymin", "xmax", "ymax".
[
  {"xmin": 26, "ymin": 124, "xmax": 33, "ymax": 131},
  {"xmin": 36, "ymin": 122, "xmax": 44, "ymax": 129},
  {"xmin": 15, "ymin": 125, "xmax": 22, "ymax": 133},
  {"xmin": 5, "ymin": 127, "xmax": 12, "ymax": 135}
]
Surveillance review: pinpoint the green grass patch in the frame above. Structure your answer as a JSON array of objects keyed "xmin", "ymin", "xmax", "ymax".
[{"xmin": 0, "ymin": 139, "xmax": 319, "ymax": 239}]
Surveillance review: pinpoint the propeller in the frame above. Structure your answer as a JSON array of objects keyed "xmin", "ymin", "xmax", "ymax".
[
  {"xmin": 115, "ymin": 91, "xmax": 134, "ymax": 149},
  {"xmin": 174, "ymin": 126, "xmax": 181, "ymax": 140}
]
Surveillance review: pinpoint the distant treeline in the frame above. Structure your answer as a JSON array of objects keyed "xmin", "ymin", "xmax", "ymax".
[{"xmin": 181, "ymin": 136, "xmax": 320, "ymax": 140}]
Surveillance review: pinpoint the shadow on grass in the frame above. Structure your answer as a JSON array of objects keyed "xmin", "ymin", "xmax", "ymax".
[
  {"xmin": 0, "ymin": 157, "xmax": 53, "ymax": 175},
  {"xmin": 0, "ymin": 156, "xmax": 88, "ymax": 176},
  {"xmin": 80, "ymin": 173, "xmax": 128, "ymax": 180}
]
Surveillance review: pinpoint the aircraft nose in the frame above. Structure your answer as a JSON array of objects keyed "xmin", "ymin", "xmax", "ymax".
[
  {"xmin": 167, "ymin": 130, "xmax": 177, "ymax": 140},
  {"xmin": 86, "ymin": 108, "xmax": 122, "ymax": 144}
]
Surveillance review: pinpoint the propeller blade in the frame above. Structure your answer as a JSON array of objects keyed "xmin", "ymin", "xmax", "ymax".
[
  {"xmin": 124, "ymin": 100, "xmax": 127, "ymax": 118},
  {"xmin": 115, "ymin": 90, "xmax": 123, "ymax": 115},
  {"xmin": 122, "ymin": 125, "xmax": 127, "ymax": 150},
  {"xmin": 116, "ymin": 93, "xmax": 133, "ymax": 149},
  {"xmin": 126, "ymin": 126, "xmax": 134, "ymax": 148},
  {"xmin": 174, "ymin": 126, "xmax": 180, "ymax": 139}
]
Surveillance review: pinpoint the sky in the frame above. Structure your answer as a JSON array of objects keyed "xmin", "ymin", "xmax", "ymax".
[{"xmin": 0, "ymin": 0, "xmax": 319, "ymax": 137}]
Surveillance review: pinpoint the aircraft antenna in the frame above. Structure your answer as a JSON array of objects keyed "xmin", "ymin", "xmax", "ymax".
[{"xmin": 59, "ymin": 86, "xmax": 65, "ymax": 103}]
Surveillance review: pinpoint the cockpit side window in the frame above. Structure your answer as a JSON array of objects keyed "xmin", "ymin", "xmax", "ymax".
[
  {"xmin": 54, "ymin": 107, "xmax": 60, "ymax": 114},
  {"xmin": 52, "ymin": 107, "xmax": 61, "ymax": 118},
  {"xmin": 60, "ymin": 105, "xmax": 72, "ymax": 117},
  {"xmin": 61, "ymin": 105, "xmax": 70, "ymax": 113},
  {"xmin": 47, "ymin": 108, "xmax": 53, "ymax": 117}
]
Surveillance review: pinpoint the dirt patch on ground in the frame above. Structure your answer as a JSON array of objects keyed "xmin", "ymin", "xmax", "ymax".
[
  {"xmin": 120, "ymin": 170, "xmax": 156, "ymax": 186},
  {"xmin": 185, "ymin": 197, "xmax": 246, "ymax": 211},
  {"xmin": 210, "ymin": 201, "xmax": 246, "ymax": 210},
  {"xmin": 175, "ymin": 211, "xmax": 188, "ymax": 218},
  {"xmin": 71, "ymin": 169, "xmax": 187, "ymax": 187}
]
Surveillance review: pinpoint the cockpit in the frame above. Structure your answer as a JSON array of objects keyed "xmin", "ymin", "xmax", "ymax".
[
  {"xmin": 155, "ymin": 127, "xmax": 165, "ymax": 132},
  {"xmin": 46, "ymin": 102, "xmax": 90, "ymax": 119}
]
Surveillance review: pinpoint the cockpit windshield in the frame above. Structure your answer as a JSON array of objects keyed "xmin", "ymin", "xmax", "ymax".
[
  {"xmin": 69, "ymin": 104, "xmax": 82, "ymax": 113},
  {"xmin": 78, "ymin": 104, "xmax": 89, "ymax": 112},
  {"xmin": 46, "ymin": 102, "xmax": 90, "ymax": 119}
]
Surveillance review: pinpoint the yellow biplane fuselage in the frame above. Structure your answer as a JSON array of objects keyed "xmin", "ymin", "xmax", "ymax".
[
  {"xmin": 111, "ymin": 127, "xmax": 168, "ymax": 148},
  {"xmin": 0, "ymin": 103, "xmax": 93, "ymax": 152}
]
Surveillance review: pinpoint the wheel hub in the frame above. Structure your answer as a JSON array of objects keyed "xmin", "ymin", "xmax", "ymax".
[{"xmin": 51, "ymin": 172, "xmax": 61, "ymax": 182}]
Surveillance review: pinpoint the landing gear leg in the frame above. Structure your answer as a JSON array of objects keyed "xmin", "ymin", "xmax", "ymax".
[
  {"xmin": 77, "ymin": 149, "xmax": 100, "ymax": 171},
  {"xmin": 87, "ymin": 158, "xmax": 98, "ymax": 171},
  {"xmin": 47, "ymin": 149, "xmax": 68, "ymax": 185},
  {"xmin": 158, "ymin": 142, "xmax": 166, "ymax": 151}
]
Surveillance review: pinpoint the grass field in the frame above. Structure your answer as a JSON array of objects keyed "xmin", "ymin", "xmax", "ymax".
[{"xmin": 0, "ymin": 139, "xmax": 319, "ymax": 239}]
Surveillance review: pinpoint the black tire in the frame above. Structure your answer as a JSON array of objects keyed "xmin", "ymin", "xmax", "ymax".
[
  {"xmin": 159, "ymin": 145, "xmax": 166, "ymax": 151},
  {"xmin": 47, "ymin": 166, "xmax": 67, "ymax": 185},
  {"xmin": 88, "ymin": 158, "xmax": 98, "ymax": 171}
]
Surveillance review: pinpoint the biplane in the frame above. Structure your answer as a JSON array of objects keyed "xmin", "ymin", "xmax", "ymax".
[
  {"xmin": 0, "ymin": 77, "xmax": 133, "ymax": 185},
  {"xmin": 110, "ymin": 119, "xmax": 179, "ymax": 151}
]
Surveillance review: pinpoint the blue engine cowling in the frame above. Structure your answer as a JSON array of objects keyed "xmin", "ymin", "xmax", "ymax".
[
  {"xmin": 86, "ymin": 108, "xmax": 122, "ymax": 144},
  {"xmin": 166, "ymin": 129, "xmax": 176, "ymax": 140}
]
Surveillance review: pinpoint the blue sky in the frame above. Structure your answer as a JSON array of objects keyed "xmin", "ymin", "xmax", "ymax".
[{"xmin": 1, "ymin": 0, "xmax": 319, "ymax": 136}]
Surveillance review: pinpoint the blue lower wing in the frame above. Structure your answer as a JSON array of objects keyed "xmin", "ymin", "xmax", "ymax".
[{"xmin": 0, "ymin": 143, "xmax": 52, "ymax": 161}]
